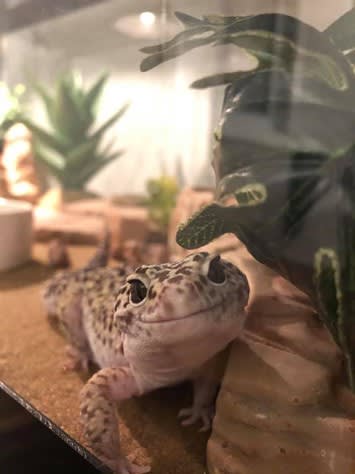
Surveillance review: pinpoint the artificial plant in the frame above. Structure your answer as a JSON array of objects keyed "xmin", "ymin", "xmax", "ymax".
[
  {"xmin": 22, "ymin": 72, "xmax": 129, "ymax": 190},
  {"xmin": 144, "ymin": 175, "xmax": 178, "ymax": 233},
  {"xmin": 140, "ymin": 9, "xmax": 355, "ymax": 391}
]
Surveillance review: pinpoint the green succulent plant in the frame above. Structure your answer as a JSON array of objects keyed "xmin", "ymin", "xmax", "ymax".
[
  {"xmin": 141, "ymin": 9, "xmax": 355, "ymax": 391},
  {"xmin": 22, "ymin": 72, "xmax": 129, "ymax": 190},
  {"xmin": 144, "ymin": 175, "xmax": 178, "ymax": 233}
]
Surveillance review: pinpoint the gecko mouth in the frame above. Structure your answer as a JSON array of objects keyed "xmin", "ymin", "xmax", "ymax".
[{"xmin": 138, "ymin": 299, "xmax": 225, "ymax": 324}]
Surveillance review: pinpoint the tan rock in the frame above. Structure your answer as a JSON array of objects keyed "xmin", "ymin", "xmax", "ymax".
[
  {"xmin": 165, "ymin": 186, "xmax": 355, "ymax": 474},
  {"xmin": 208, "ymin": 246, "xmax": 355, "ymax": 474},
  {"xmin": 1, "ymin": 123, "xmax": 40, "ymax": 203},
  {"xmin": 109, "ymin": 206, "xmax": 149, "ymax": 256},
  {"xmin": 37, "ymin": 187, "xmax": 63, "ymax": 212},
  {"xmin": 34, "ymin": 208, "xmax": 104, "ymax": 244},
  {"xmin": 64, "ymin": 198, "xmax": 110, "ymax": 217},
  {"xmin": 65, "ymin": 199, "xmax": 149, "ymax": 254},
  {"xmin": 35, "ymin": 197, "xmax": 150, "ymax": 250}
]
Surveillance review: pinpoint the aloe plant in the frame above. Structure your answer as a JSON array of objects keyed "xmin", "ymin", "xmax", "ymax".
[
  {"xmin": 140, "ymin": 9, "xmax": 355, "ymax": 391},
  {"xmin": 22, "ymin": 72, "xmax": 129, "ymax": 190}
]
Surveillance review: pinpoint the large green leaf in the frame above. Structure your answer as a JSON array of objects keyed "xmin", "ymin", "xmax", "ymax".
[
  {"xmin": 75, "ymin": 152, "xmax": 121, "ymax": 186},
  {"xmin": 191, "ymin": 68, "xmax": 272, "ymax": 89},
  {"xmin": 33, "ymin": 145, "xmax": 66, "ymax": 177},
  {"xmin": 98, "ymin": 137, "xmax": 124, "ymax": 161},
  {"xmin": 140, "ymin": 32, "xmax": 220, "ymax": 72},
  {"xmin": 65, "ymin": 138, "xmax": 99, "ymax": 168},
  {"xmin": 324, "ymin": 7, "xmax": 355, "ymax": 52},
  {"xmin": 176, "ymin": 203, "xmax": 231, "ymax": 249},
  {"xmin": 175, "ymin": 11, "xmax": 206, "ymax": 27},
  {"xmin": 314, "ymin": 248, "xmax": 341, "ymax": 345},
  {"xmin": 32, "ymin": 82, "xmax": 57, "ymax": 127},
  {"xmin": 21, "ymin": 117, "xmax": 68, "ymax": 154},
  {"xmin": 141, "ymin": 12, "xmax": 352, "ymax": 91},
  {"xmin": 226, "ymin": 30, "xmax": 348, "ymax": 90},
  {"xmin": 53, "ymin": 77, "xmax": 87, "ymax": 141},
  {"xmin": 140, "ymin": 26, "xmax": 212, "ymax": 57},
  {"xmin": 83, "ymin": 73, "xmax": 109, "ymax": 116}
]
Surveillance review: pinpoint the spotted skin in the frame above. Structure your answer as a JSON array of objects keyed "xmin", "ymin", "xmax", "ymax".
[{"xmin": 42, "ymin": 252, "xmax": 249, "ymax": 474}]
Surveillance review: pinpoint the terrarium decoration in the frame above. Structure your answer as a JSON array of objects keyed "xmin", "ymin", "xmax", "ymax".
[
  {"xmin": 144, "ymin": 175, "xmax": 178, "ymax": 235},
  {"xmin": 141, "ymin": 9, "xmax": 355, "ymax": 391},
  {"xmin": 0, "ymin": 83, "xmax": 41, "ymax": 202},
  {"xmin": 22, "ymin": 72, "xmax": 129, "ymax": 191}
]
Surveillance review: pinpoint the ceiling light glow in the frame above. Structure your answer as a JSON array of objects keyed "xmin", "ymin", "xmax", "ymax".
[{"xmin": 139, "ymin": 11, "xmax": 156, "ymax": 27}]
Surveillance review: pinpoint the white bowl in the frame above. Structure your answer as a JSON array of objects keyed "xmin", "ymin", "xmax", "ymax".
[{"xmin": 0, "ymin": 198, "xmax": 33, "ymax": 271}]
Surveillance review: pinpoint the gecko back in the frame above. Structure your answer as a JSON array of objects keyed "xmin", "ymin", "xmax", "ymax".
[{"xmin": 41, "ymin": 233, "xmax": 129, "ymax": 355}]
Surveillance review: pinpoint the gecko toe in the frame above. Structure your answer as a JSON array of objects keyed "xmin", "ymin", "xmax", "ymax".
[
  {"xmin": 178, "ymin": 406, "xmax": 214, "ymax": 431},
  {"xmin": 109, "ymin": 456, "xmax": 150, "ymax": 474}
]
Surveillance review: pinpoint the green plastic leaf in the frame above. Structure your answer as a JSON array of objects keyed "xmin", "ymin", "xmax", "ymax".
[
  {"xmin": 21, "ymin": 117, "xmax": 68, "ymax": 154},
  {"xmin": 176, "ymin": 203, "xmax": 230, "ymax": 249},
  {"xmin": 324, "ymin": 7, "xmax": 355, "ymax": 52},
  {"xmin": 190, "ymin": 68, "xmax": 272, "ymax": 89},
  {"xmin": 141, "ymin": 12, "xmax": 352, "ymax": 91},
  {"xmin": 32, "ymin": 82, "xmax": 57, "ymax": 127},
  {"xmin": 202, "ymin": 14, "xmax": 243, "ymax": 26},
  {"xmin": 33, "ymin": 145, "xmax": 66, "ymax": 174},
  {"xmin": 84, "ymin": 73, "xmax": 109, "ymax": 115},
  {"xmin": 313, "ymin": 248, "xmax": 341, "ymax": 344},
  {"xmin": 233, "ymin": 183, "xmax": 267, "ymax": 207},
  {"xmin": 98, "ymin": 136, "xmax": 123, "ymax": 160},
  {"xmin": 140, "ymin": 13, "xmax": 249, "ymax": 56},
  {"xmin": 140, "ymin": 34, "xmax": 216, "ymax": 72},
  {"xmin": 91, "ymin": 103, "xmax": 129, "ymax": 140},
  {"xmin": 175, "ymin": 11, "xmax": 205, "ymax": 28},
  {"xmin": 76, "ymin": 153, "xmax": 120, "ymax": 185},
  {"xmin": 66, "ymin": 138, "xmax": 99, "ymax": 168},
  {"xmin": 343, "ymin": 49, "xmax": 355, "ymax": 75},
  {"xmin": 53, "ymin": 77, "xmax": 86, "ymax": 141},
  {"xmin": 226, "ymin": 30, "xmax": 348, "ymax": 90},
  {"xmin": 28, "ymin": 72, "xmax": 127, "ymax": 190},
  {"xmin": 140, "ymin": 26, "xmax": 212, "ymax": 56}
]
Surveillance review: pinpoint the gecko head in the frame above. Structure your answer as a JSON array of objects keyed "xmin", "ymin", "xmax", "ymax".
[{"xmin": 113, "ymin": 252, "xmax": 249, "ymax": 347}]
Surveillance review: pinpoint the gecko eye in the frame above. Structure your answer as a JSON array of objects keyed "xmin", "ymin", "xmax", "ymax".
[
  {"xmin": 129, "ymin": 279, "xmax": 148, "ymax": 305},
  {"xmin": 207, "ymin": 256, "xmax": 226, "ymax": 285}
]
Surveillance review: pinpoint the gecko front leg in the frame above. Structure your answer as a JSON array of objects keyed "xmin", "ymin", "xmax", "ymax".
[
  {"xmin": 178, "ymin": 352, "xmax": 228, "ymax": 432},
  {"xmin": 178, "ymin": 374, "xmax": 217, "ymax": 432},
  {"xmin": 80, "ymin": 367, "xmax": 150, "ymax": 474}
]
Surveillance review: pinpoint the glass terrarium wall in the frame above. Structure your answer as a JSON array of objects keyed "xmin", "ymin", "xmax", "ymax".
[
  {"xmin": 0, "ymin": 0, "xmax": 352, "ymax": 198},
  {"xmin": 2, "ymin": 2, "xmax": 355, "ymax": 474}
]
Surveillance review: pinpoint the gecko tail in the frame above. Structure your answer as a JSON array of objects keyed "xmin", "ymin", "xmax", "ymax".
[{"xmin": 84, "ymin": 227, "xmax": 111, "ymax": 270}]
